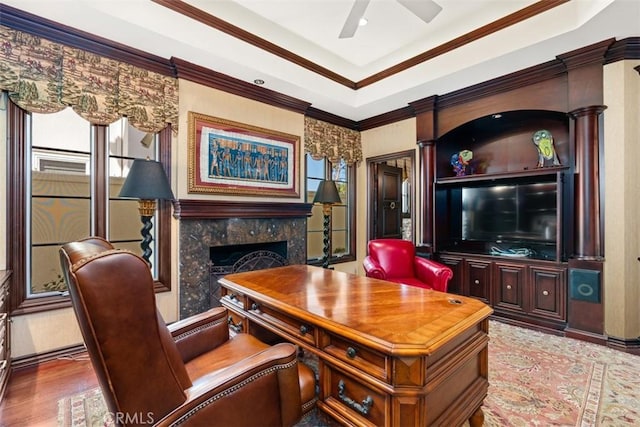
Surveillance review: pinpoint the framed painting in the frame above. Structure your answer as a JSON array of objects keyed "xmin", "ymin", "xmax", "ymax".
[{"xmin": 187, "ymin": 112, "xmax": 300, "ymax": 197}]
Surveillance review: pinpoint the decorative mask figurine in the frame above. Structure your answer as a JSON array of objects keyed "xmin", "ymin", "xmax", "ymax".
[
  {"xmin": 451, "ymin": 149, "xmax": 473, "ymax": 176},
  {"xmin": 532, "ymin": 130, "xmax": 561, "ymax": 168}
]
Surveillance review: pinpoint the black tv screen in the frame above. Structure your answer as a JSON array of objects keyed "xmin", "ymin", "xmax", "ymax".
[{"xmin": 461, "ymin": 181, "xmax": 557, "ymax": 243}]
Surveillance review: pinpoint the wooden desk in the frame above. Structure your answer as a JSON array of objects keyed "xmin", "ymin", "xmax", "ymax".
[{"xmin": 219, "ymin": 265, "xmax": 493, "ymax": 427}]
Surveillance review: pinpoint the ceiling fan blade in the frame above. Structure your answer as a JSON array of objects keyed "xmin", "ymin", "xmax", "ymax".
[
  {"xmin": 397, "ymin": 0, "xmax": 442, "ymax": 23},
  {"xmin": 339, "ymin": 0, "xmax": 371, "ymax": 39}
]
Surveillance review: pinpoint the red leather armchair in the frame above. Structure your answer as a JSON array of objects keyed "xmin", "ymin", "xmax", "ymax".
[
  {"xmin": 60, "ymin": 237, "xmax": 316, "ymax": 427},
  {"xmin": 363, "ymin": 239, "xmax": 453, "ymax": 292}
]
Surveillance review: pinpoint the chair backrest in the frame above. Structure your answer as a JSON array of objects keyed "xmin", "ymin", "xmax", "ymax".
[
  {"xmin": 368, "ymin": 239, "xmax": 416, "ymax": 278},
  {"xmin": 59, "ymin": 237, "xmax": 192, "ymax": 421}
]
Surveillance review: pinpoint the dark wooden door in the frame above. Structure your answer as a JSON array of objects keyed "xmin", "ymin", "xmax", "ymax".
[{"xmin": 374, "ymin": 164, "xmax": 403, "ymax": 239}]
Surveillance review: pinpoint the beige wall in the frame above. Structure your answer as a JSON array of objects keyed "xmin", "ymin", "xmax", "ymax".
[
  {"xmin": 5, "ymin": 60, "xmax": 639, "ymax": 357},
  {"xmin": 353, "ymin": 118, "xmax": 418, "ymax": 276},
  {"xmin": 176, "ymin": 80, "xmax": 305, "ymax": 203},
  {"xmin": 603, "ymin": 59, "xmax": 640, "ymax": 339}
]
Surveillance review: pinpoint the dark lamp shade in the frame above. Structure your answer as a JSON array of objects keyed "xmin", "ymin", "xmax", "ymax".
[
  {"xmin": 118, "ymin": 158, "xmax": 175, "ymax": 200},
  {"xmin": 313, "ymin": 180, "xmax": 341, "ymax": 204}
]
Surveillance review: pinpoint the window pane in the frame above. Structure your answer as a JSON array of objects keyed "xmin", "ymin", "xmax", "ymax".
[
  {"xmin": 30, "ymin": 109, "xmax": 91, "ymax": 296},
  {"xmin": 306, "ymin": 155, "xmax": 353, "ymax": 263},
  {"xmin": 31, "ymin": 245, "xmax": 67, "ymax": 294},
  {"xmin": 108, "ymin": 118, "xmax": 156, "ymax": 161},
  {"xmin": 332, "ymin": 159, "xmax": 347, "ymax": 182},
  {"xmin": 332, "ymin": 230, "xmax": 347, "ymax": 257},
  {"xmin": 307, "ymin": 230, "xmax": 324, "ymax": 260}
]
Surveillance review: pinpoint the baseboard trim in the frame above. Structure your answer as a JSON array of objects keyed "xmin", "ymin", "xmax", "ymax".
[
  {"xmin": 11, "ymin": 344, "xmax": 87, "ymax": 370},
  {"xmin": 607, "ymin": 336, "xmax": 640, "ymax": 356},
  {"xmin": 564, "ymin": 327, "xmax": 608, "ymax": 346}
]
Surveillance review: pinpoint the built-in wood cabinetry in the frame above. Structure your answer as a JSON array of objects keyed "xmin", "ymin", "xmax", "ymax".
[
  {"xmin": 0, "ymin": 270, "xmax": 11, "ymax": 402},
  {"xmin": 440, "ymin": 254, "xmax": 567, "ymax": 331},
  {"xmin": 431, "ymin": 109, "xmax": 571, "ymax": 332},
  {"xmin": 414, "ymin": 41, "xmax": 613, "ymax": 338}
]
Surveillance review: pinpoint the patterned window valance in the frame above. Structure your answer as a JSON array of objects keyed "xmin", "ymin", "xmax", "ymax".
[
  {"xmin": 304, "ymin": 117, "xmax": 362, "ymax": 165},
  {"xmin": 0, "ymin": 25, "xmax": 178, "ymax": 133}
]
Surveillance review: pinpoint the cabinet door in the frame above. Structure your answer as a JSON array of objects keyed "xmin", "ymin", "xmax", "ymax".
[
  {"xmin": 529, "ymin": 266, "xmax": 566, "ymax": 321},
  {"xmin": 465, "ymin": 259, "xmax": 492, "ymax": 304},
  {"xmin": 494, "ymin": 262, "xmax": 525, "ymax": 313},
  {"xmin": 438, "ymin": 255, "xmax": 463, "ymax": 295}
]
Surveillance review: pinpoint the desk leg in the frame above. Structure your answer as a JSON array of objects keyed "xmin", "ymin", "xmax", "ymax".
[{"xmin": 469, "ymin": 406, "xmax": 484, "ymax": 427}]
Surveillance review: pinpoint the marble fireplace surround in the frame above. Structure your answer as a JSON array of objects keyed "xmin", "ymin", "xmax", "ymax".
[{"xmin": 174, "ymin": 200, "xmax": 312, "ymax": 318}]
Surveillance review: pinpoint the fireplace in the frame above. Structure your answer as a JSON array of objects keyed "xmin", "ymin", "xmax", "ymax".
[
  {"xmin": 175, "ymin": 200, "xmax": 312, "ymax": 318},
  {"xmin": 209, "ymin": 241, "xmax": 288, "ymax": 307}
]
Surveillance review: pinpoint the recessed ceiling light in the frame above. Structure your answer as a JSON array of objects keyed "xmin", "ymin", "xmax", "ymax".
[
  {"xmin": 358, "ymin": 17, "xmax": 368, "ymax": 27},
  {"xmin": 253, "ymin": 79, "xmax": 265, "ymax": 85},
  {"xmin": 492, "ymin": 114, "xmax": 502, "ymax": 119}
]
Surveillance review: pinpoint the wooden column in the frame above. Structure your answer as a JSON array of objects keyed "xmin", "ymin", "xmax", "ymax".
[
  {"xmin": 419, "ymin": 140, "xmax": 436, "ymax": 248},
  {"xmin": 569, "ymin": 105, "xmax": 606, "ymax": 260},
  {"xmin": 409, "ymin": 96, "xmax": 437, "ymax": 250}
]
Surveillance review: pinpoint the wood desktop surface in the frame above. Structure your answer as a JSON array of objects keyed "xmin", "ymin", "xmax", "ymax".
[{"xmin": 220, "ymin": 264, "xmax": 492, "ymax": 356}]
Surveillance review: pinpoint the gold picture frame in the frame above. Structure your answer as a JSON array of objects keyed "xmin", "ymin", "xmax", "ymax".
[{"xmin": 187, "ymin": 112, "xmax": 300, "ymax": 197}]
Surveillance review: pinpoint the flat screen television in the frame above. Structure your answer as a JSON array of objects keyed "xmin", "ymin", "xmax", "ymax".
[
  {"xmin": 436, "ymin": 178, "xmax": 558, "ymax": 260},
  {"xmin": 462, "ymin": 182, "xmax": 557, "ymax": 241}
]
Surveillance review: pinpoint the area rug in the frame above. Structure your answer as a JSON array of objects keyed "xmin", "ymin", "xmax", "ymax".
[{"xmin": 58, "ymin": 320, "xmax": 640, "ymax": 426}]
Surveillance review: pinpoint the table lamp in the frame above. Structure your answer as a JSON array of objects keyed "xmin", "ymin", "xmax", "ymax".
[
  {"xmin": 313, "ymin": 180, "xmax": 341, "ymax": 268},
  {"xmin": 118, "ymin": 158, "xmax": 174, "ymax": 267}
]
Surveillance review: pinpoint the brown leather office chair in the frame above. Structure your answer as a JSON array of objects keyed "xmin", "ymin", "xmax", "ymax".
[{"xmin": 60, "ymin": 237, "xmax": 316, "ymax": 427}]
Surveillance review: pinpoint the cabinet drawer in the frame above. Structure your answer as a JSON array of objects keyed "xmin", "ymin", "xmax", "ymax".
[
  {"xmin": 529, "ymin": 267, "xmax": 566, "ymax": 321},
  {"xmin": 248, "ymin": 299, "xmax": 316, "ymax": 347},
  {"xmin": 466, "ymin": 259, "xmax": 492, "ymax": 304},
  {"xmin": 494, "ymin": 263, "xmax": 525, "ymax": 312},
  {"xmin": 323, "ymin": 334, "xmax": 388, "ymax": 381},
  {"xmin": 323, "ymin": 365, "xmax": 388, "ymax": 427}
]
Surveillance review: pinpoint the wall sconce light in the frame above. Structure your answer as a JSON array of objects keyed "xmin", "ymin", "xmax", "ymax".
[
  {"xmin": 313, "ymin": 180, "xmax": 341, "ymax": 269},
  {"xmin": 118, "ymin": 158, "xmax": 174, "ymax": 267}
]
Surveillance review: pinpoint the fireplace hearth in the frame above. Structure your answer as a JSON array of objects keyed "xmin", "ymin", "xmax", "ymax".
[{"xmin": 176, "ymin": 200, "xmax": 312, "ymax": 318}]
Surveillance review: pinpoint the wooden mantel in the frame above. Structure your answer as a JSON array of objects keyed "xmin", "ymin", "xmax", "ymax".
[{"xmin": 172, "ymin": 199, "xmax": 313, "ymax": 219}]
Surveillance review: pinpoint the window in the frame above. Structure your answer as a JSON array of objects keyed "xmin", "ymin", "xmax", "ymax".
[
  {"xmin": 306, "ymin": 155, "xmax": 355, "ymax": 264},
  {"xmin": 6, "ymin": 98, "xmax": 172, "ymax": 313}
]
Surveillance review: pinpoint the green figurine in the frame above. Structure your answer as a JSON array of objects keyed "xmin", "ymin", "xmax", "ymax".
[{"xmin": 532, "ymin": 130, "xmax": 560, "ymax": 168}]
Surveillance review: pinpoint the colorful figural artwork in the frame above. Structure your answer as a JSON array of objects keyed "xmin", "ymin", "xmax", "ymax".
[
  {"xmin": 532, "ymin": 129, "xmax": 561, "ymax": 168},
  {"xmin": 451, "ymin": 149, "xmax": 473, "ymax": 176}
]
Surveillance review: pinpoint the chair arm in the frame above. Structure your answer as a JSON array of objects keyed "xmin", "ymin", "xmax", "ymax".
[
  {"xmin": 169, "ymin": 307, "xmax": 230, "ymax": 363},
  {"xmin": 363, "ymin": 256, "xmax": 386, "ymax": 279},
  {"xmin": 414, "ymin": 257, "xmax": 453, "ymax": 292},
  {"xmin": 156, "ymin": 343, "xmax": 302, "ymax": 427}
]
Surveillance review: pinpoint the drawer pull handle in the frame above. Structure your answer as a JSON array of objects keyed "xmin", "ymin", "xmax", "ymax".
[
  {"xmin": 251, "ymin": 302, "xmax": 260, "ymax": 311},
  {"xmin": 542, "ymin": 290, "xmax": 549, "ymax": 296},
  {"xmin": 227, "ymin": 316, "xmax": 243, "ymax": 334},
  {"xmin": 506, "ymin": 285, "xmax": 512, "ymax": 290},
  {"xmin": 299, "ymin": 325, "xmax": 309, "ymax": 335},
  {"xmin": 229, "ymin": 294, "xmax": 238, "ymax": 301},
  {"xmin": 338, "ymin": 380, "xmax": 373, "ymax": 416},
  {"xmin": 346, "ymin": 347, "xmax": 357, "ymax": 359},
  {"xmin": 474, "ymin": 279, "xmax": 480, "ymax": 285}
]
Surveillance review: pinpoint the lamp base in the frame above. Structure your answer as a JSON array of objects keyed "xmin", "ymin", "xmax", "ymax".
[
  {"xmin": 139, "ymin": 215, "xmax": 154, "ymax": 267},
  {"xmin": 321, "ymin": 213, "xmax": 330, "ymax": 269}
]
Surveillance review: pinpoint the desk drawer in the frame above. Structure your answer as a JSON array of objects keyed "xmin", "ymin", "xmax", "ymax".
[
  {"xmin": 248, "ymin": 299, "xmax": 316, "ymax": 347},
  {"xmin": 324, "ymin": 334, "xmax": 388, "ymax": 381},
  {"xmin": 226, "ymin": 310, "xmax": 246, "ymax": 335},
  {"xmin": 323, "ymin": 364, "xmax": 388, "ymax": 427},
  {"xmin": 220, "ymin": 288, "xmax": 247, "ymax": 311}
]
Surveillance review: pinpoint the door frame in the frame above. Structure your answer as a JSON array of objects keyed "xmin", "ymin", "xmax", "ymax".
[{"xmin": 366, "ymin": 149, "xmax": 416, "ymax": 243}]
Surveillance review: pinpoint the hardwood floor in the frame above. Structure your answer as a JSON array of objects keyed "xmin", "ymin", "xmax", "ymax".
[{"xmin": 0, "ymin": 354, "xmax": 98, "ymax": 427}]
